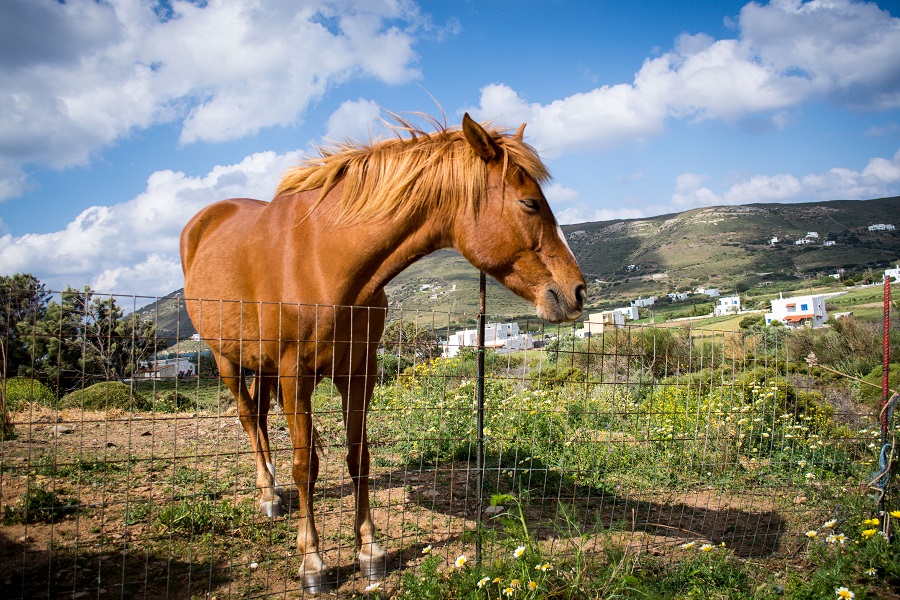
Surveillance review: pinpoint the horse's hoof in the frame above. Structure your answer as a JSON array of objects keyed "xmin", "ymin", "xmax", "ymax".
[
  {"xmin": 258, "ymin": 497, "xmax": 285, "ymax": 518},
  {"xmin": 299, "ymin": 570, "xmax": 335, "ymax": 594},
  {"xmin": 359, "ymin": 544, "xmax": 388, "ymax": 580}
]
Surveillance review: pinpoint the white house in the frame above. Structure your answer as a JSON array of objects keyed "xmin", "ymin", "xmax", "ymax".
[
  {"xmin": 769, "ymin": 236, "xmax": 779, "ymax": 245},
  {"xmin": 823, "ymin": 240, "xmax": 836, "ymax": 247},
  {"xmin": 613, "ymin": 306, "xmax": 639, "ymax": 321},
  {"xmin": 765, "ymin": 294, "xmax": 828, "ymax": 328},
  {"xmin": 794, "ymin": 238, "xmax": 812, "ymax": 245},
  {"xmin": 805, "ymin": 231, "xmax": 819, "ymax": 239},
  {"xmin": 632, "ymin": 296, "xmax": 656, "ymax": 308},
  {"xmin": 667, "ymin": 291, "xmax": 689, "ymax": 302},
  {"xmin": 868, "ymin": 224, "xmax": 896, "ymax": 231},
  {"xmin": 442, "ymin": 322, "xmax": 533, "ymax": 357},
  {"xmin": 714, "ymin": 295, "xmax": 742, "ymax": 317},
  {"xmin": 136, "ymin": 357, "xmax": 195, "ymax": 379},
  {"xmin": 696, "ymin": 287, "xmax": 720, "ymax": 298},
  {"xmin": 885, "ymin": 264, "xmax": 900, "ymax": 281},
  {"xmin": 580, "ymin": 311, "xmax": 626, "ymax": 336}
]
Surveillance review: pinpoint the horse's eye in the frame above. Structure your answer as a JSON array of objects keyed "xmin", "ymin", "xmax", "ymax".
[{"xmin": 519, "ymin": 198, "xmax": 540, "ymax": 213}]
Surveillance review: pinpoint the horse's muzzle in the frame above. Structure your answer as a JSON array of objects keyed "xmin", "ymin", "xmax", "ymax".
[{"xmin": 538, "ymin": 283, "xmax": 585, "ymax": 323}]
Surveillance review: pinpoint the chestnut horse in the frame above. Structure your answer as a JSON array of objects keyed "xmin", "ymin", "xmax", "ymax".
[{"xmin": 180, "ymin": 114, "xmax": 585, "ymax": 591}]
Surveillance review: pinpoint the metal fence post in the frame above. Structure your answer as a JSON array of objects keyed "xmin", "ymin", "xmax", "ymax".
[{"xmin": 475, "ymin": 271, "xmax": 486, "ymax": 564}]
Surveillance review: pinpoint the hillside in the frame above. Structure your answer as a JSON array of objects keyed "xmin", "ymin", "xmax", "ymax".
[{"xmin": 143, "ymin": 196, "xmax": 900, "ymax": 334}]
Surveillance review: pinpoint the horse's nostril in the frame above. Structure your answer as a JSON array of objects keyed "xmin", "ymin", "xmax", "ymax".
[{"xmin": 574, "ymin": 284, "xmax": 586, "ymax": 307}]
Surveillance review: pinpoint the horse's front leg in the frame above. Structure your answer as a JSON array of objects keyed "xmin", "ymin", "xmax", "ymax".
[
  {"xmin": 281, "ymin": 371, "xmax": 331, "ymax": 592},
  {"xmin": 336, "ymin": 368, "xmax": 387, "ymax": 580}
]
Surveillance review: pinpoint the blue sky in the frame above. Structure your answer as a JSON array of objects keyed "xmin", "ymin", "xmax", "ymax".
[{"xmin": 1, "ymin": 0, "xmax": 899, "ymax": 295}]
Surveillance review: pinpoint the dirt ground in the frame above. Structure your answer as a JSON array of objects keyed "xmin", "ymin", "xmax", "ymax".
[{"xmin": 0, "ymin": 405, "xmax": 811, "ymax": 599}]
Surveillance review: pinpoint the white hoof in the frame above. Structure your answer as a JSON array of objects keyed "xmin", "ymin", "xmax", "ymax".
[{"xmin": 359, "ymin": 543, "xmax": 388, "ymax": 580}]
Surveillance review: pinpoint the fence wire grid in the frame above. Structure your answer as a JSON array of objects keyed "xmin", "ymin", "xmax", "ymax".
[{"xmin": 0, "ymin": 290, "xmax": 892, "ymax": 599}]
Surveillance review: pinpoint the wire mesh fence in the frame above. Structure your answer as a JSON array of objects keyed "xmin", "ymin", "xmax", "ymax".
[{"xmin": 0, "ymin": 290, "xmax": 891, "ymax": 598}]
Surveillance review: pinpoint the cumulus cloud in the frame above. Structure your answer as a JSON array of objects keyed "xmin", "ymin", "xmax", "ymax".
[
  {"xmin": 0, "ymin": 0, "xmax": 423, "ymax": 201},
  {"xmin": 472, "ymin": 0, "xmax": 900, "ymax": 155},
  {"xmin": 671, "ymin": 148, "xmax": 900, "ymax": 209},
  {"xmin": 0, "ymin": 150, "xmax": 304, "ymax": 295}
]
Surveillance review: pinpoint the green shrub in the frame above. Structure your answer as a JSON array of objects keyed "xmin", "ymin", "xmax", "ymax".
[
  {"xmin": 3, "ymin": 482, "xmax": 77, "ymax": 524},
  {"xmin": 2, "ymin": 377, "xmax": 55, "ymax": 409},
  {"xmin": 59, "ymin": 381, "xmax": 150, "ymax": 411},
  {"xmin": 152, "ymin": 390, "xmax": 193, "ymax": 412}
]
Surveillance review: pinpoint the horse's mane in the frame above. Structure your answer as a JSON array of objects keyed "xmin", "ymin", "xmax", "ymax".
[{"xmin": 275, "ymin": 116, "xmax": 551, "ymax": 224}]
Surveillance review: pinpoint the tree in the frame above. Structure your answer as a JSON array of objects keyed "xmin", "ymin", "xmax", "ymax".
[
  {"xmin": 380, "ymin": 320, "xmax": 440, "ymax": 359},
  {"xmin": 17, "ymin": 287, "xmax": 163, "ymax": 393},
  {"xmin": 0, "ymin": 274, "xmax": 51, "ymax": 379}
]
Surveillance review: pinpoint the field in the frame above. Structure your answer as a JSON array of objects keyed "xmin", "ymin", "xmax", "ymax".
[{"xmin": 2, "ymin": 319, "xmax": 899, "ymax": 599}]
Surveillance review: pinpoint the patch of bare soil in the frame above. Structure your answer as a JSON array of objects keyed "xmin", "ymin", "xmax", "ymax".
[{"xmin": 0, "ymin": 405, "xmax": 813, "ymax": 599}]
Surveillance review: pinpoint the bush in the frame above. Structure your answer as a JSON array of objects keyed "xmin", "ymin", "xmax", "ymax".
[
  {"xmin": 527, "ymin": 366, "xmax": 585, "ymax": 389},
  {"xmin": 2, "ymin": 377, "xmax": 55, "ymax": 409},
  {"xmin": 153, "ymin": 390, "xmax": 193, "ymax": 412},
  {"xmin": 739, "ymin": 314, "xmax": 765, "ymax": 330},
  {"xmin": 59, "ymin": 381, "xmax": 150, "ymax": 411}
]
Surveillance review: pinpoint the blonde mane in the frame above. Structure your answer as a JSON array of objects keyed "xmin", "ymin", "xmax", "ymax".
[{"xmin": 275, "ymin": 119, "xmax": 551, "ymax": 224}]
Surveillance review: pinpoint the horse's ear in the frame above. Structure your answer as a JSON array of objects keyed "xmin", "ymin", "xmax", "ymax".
[
  {"xmin": 462, "ymin": 113, "xmax": 500, "ymax": 161},
  {"xmin": 514, "ymin": 123, "xmax": 526, "ymax": 141}
]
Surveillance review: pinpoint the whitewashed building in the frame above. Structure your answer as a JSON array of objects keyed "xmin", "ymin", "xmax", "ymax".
[
  {"xmin": 868, "ymin": 224, "xmax": 896, "ymax": 231},
  {"xmin": 696, "ymin": 287, "xmax": 720, "ymax": 298},
  {"xmin": 765, "ymin": 294, "xmax": 828, "ymax": 328},
  {"xmin": 135, "ymin": 357, "xmax": 195, "ymax": 379},
  {"xmin": 578, "ymin": 311, "xmax": 626, "ymax": 337},
  {"xmin": 885, "ymin": 264, "xmax": 900, "ymax": 281},
  {"xmin": 714, "ymin": 295, "xmax": 742, "ymax": 316},
  {"xmin": 613, "ymin": 306, "xmax": 639, "ymax": 321},
  {"xmin": 442, "ymin": 322, "xmax": 533, "ymax": 357},
  {"xmin": 632, "ymin": 296, "xmax": 657, "ymax": 308}
]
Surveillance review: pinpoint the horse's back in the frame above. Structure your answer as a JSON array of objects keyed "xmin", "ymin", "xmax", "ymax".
[{"xmin": 180, "ymin": 198, "xmax": 266, "ymax": 275}]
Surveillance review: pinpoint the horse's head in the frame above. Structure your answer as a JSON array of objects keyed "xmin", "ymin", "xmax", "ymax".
[{"xmin": 454, "ymin": 114, "xmax": 586, "ymax": 323}]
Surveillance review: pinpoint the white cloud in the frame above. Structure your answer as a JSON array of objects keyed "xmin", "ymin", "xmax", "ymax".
[
  {"xmin": 322, "ymin": 99, "xmax": 387, "ymax": 143},
  {"xmin": 0, "ymin": 0, "xmax": 423, "ymax": 201},
  {"xmin": 472, "ymin": 0, "xmax": 900, "ymax": 156},
  {"xmin": 556, "ymin": 204, "xmax": 666, "ymax": 225},
  {"xmin": 670, "ymin": 148, "xmax": 900, "ymax": 209},
  {"xmin": 0, "ymin": 150, "xmax": 304, "ymax": 295},
  {"xmin": 544, "ymin": 183, "xmax": 580, "ymax": 205}
]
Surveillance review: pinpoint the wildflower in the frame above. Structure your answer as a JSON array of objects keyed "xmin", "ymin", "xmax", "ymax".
[
  {"xmin": 680, "ymin": 541, "xmax": 697, "ymax": 549},
  {"xmin": 493, "ymin": 577, "xmax": 501, "ymax": 583},
  {"xmin": 890, "ymin": 510, "xmax": 900, "ymax": 518},
  {"xmin": 836, "ymin": 587, "xmax": 855, "ymax": 599},
  {"xmin": 805, "ymin": 530, "xmax": 818, "ymax": 539},
  {"xmin": 513, "ymin": 545, "xmax": 526, "ymax": 558},
  {"xmin": 535, "ymin": 562, "xmax": 552, "ymax": 572},
  {"xmin": 861, "ymin": 528, "xmax": 877, "ymax": 540},
  {"xmin": 422, "ymin": 544, "xmax": 432, "ymax": 555},
  {"xmin": 528, "ymin": 581, "xmax": 538, "ymax": 590},
  {"xmin": 865, "ymin": 568, "xmax": 877, "ymax": 576},
  {"xmin": 503, "ymin": 588, "xmax": 515, "ymax": 597},
  {"xmin": 826, "ymin": 533, "xmax": 847, "ymax": 545},
  {"xmin": 477, "ymin": 577, "xmax": 491, "ymax": 589},
  {"xmin": 805, "ymin": 472, "xmax": 816, "ymax": 480},
  {"xmin": 863, "ymin": 518, "xmax": 880, "ymax": 526},
  {"xmin": 798, "ymin": 460, "xmax": 808, "ymax": 468},
  {"xmin": 455, "ymin": 555, "xmax": 467, "ymax": 568},
  {"xmin": 822, "ymin": 519, "xmax": 837, "ymax": 529},
  {"xmin": 364, "ymin": 582, "xmax": 382, "ymax": 593},
  {"xmin": 510, "ymin": 579, "xmax": 521, "ymax": 588},
  {"xmin": 700, "ymin": 543, "xmax": 714, "ymax": 552}
]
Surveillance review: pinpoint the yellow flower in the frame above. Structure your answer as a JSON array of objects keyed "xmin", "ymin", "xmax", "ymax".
[
  {"xmin": 510, "ymin": 579, "xmax": 521, "ymax": 588},
  {"xmin": 502, "ymin": 588, "xmax": 515, "ymax": 597},
  {"xmin": 422, "ymin": 544, "xmax": 432, "ymax": 555},
  {"xmin": 863, "ymin": 518, "xmax": 880, "ymax": 526},
  {"xmin": 861, "ymin": 528, "xmax": 877, "ymax": 540},
  {"xmin": 528, "ymin": 581, "xmax": 538, "ymax": 590},
  {"xmin": 493, "ymin": 577, "xmax": 501, "ymax": 583},
  {"xmin": 513, "ymin": 545, "xmax": 526, "ymax": 558},
  {"xmin": 822, "ymin": 519, "xmax": 837, "ymax": 529},
  {"xmin": 455, "ymin": 555, "xmax": 467, "ymax": 568},
  {"xmin": 836, "ymin": 586, "xmax": 855, "ymax": 599},
  {"xmin": 535, "ymin": 562, "xmax": 552, "ymax": 572},
  {"xmin": 700, "ymin": 543, "xmax": 714, "ymax": 552},
  {"xmin": 364, "ymin": 582, "xmax": 382, "ymax": 593},
  {"xmin": 477, "ymin": 577, "xmax": 491, "ymax": 589},
  {"xmin": 680, "ymin": 541, "xmax": 697, "ymax": 549},
  {"xmin": 805, "ymin": 530, "xmax": 818, "ymax": 539},
  {"xmin": 890, "ymin": 510, "xmax": 900, "ymax": 519}
]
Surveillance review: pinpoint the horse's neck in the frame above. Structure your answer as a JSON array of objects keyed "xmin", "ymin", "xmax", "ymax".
[{"xmin": 351, "ymin": 212, "xmax": 451, "ymax": 303}]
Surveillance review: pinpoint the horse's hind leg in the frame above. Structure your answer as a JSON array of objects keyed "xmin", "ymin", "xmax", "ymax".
[
  {"xmin": 219, "ymin": 358, "xmax": 284, "ymax": 517},
  {"xmin": 248, "ymin": 373, "xmax": 287, "ymax": 517}
]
